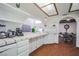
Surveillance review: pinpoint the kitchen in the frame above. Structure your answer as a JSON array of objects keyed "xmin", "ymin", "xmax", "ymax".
[
  {"xmin": 0, "ymin": 3, "xmax": 49, "ymax": 56},
  {"xmin": 0, "ymin": 3, "xmax": 79, "ymax": 56}
]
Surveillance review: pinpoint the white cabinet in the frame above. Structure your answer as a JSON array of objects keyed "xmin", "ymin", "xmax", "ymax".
[
  {"xmin": 41, "ymin": 36, "xmax": 45, "ymax": 45},
  {"xmin": 18, "ymin": 45, "xmax": 28, "ymax": 54},
  {"xmin": 0, "ymin": 50, "xmax": 7, "ymax": 56},
  {"xmin": 5, "ymin": 47, "xmax": 17, "ymax": 56},
  {"xmin": 0, "ymin": 38, "xmax": 29, "ymax": 56},
  {"xmin": 17, "ymin": 39, "xmax": 29, "ymax": 56},
  {"xmin": 29, "ymin": 35, "xmax": 47, "ymax": 53},
  {"xmin": 0, "ymin": 34, "xmax": 48, "ymax": 56},
  {"xmin": 0, "ymin": 44, "xmax": 17, "ymax": 56},
  {"xmin": 44, "ymin": 34, "xmax": 54, "ymax": 44},
  {"xmin": 29, "ymin": 43, "xmax": 32, "ymax": 53},
  {"xmin": 29, "ymin": 39, "xmax": 37, "ymax": 53},
  {"xmin": 43, "ymin": 34, "xmax": 49, "ymax": 44},
  {"xmin": 36, "ymin": 39, "xmax": 41, "ymax": 48},
  {"xmin": 36, "ymin": 37, "xmax": 43, "ymax": 48},
  {"xmin": 16, "ymin": 40, "xmax": 29, "ymax": 47}
]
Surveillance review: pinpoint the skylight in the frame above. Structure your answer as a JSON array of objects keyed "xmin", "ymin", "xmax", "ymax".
[
  {"xmin": 69, "ymin": 3, "xmax": 79, "ymax": 12},
  {"xmin": 36, "ymin": 3, "xmax": 50, "ymax": 7},
  {"xmin": 34, "ymin": 3, "xmax": 58, "ymax": 17}
]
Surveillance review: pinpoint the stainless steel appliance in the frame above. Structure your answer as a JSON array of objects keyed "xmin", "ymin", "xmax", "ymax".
[
  {"xmin": 7, "ymin": 30, "xmax": 16, "ymax": 38},
  {"xmin": 16, "ymin": 28, "xmax": 23, "ymax": 36},
  {"xmin": 0, "ymin": 31, "xmax": 7, "ymax": 39}
]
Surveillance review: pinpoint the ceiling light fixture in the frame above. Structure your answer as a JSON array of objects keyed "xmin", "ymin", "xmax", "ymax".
[
  {"xmin": 16, "ymin": 3, "xmax": 20, "ymax": 8},
  {"xmin": 67, "ymin": 19, "xmax": 70, "ymax": 21}
]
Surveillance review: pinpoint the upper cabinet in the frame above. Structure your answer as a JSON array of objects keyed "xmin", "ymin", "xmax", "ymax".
[
  {"xmin": 0, "ymin": 3, "xmax": 32, "ymax": 23},
  {"xmin": 7, "ymin": 3, "xmax": 32, "ymax": 16}
]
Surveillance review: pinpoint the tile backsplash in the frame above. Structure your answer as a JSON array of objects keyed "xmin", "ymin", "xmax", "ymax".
[
  {"xmin": 21, "ymin": 24, "xmax": 31, "ymax": 32},
  {"xmin": 0, "ymin": 20, "xmax": 44, "ymax": 32},
  {"xmin": 0, "ymin": 20, "xmax": 22, "ymax": 32}
]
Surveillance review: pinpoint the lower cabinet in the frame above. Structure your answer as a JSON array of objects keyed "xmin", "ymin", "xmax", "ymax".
[
  {"xmin": 18, "ymin": 45, "xmax": 28, "ymax": 54},
  {"xmin": 0, "ymin": 39, "xmax": 29, "ymax": 56},
  {"xmin": 5, "ymin": 47, "xmax": 17, "ymax": 56},
  {"xmin": 36, "ymin": 38, "xmax": 42, "ymax": 49},
  {"xmin": 0, "ymin": 44, "xmax": 17, "ymax": 56},
  {"xmin": 18, "ymin": 50, "xmax": 29, "ymax": 56},
  {"xmin": 29, "ymin": 40, "xmax": 37, "ymax": 53},
  {"xmin": 44, "ymin": 34, "xmax": 54, "ymax": 44},
  {"xmin": 17, "ymin": 40, "xmax": 29, "ymax": 56},
  {"xmin": 0, "ymin": 34, "xmax": 48, "ymax": 56},
  {"xmin": 29, "ymin": 36, "xmax": 46, "ymax": 53}
]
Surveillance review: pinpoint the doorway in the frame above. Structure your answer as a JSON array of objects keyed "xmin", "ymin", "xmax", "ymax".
[{"xmin": 59, "ymin": 17, "xmax": 76, "ymax": 46}]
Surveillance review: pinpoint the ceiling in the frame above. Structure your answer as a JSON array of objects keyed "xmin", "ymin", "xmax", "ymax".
[{"xmin": 8, "ymin": 3, "xmax": 79, "ymax": 20}]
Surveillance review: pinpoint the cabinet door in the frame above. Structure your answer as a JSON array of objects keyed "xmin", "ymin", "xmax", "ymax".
[
  {"xmin": 18, "ymin": 45, "xmax": 29, "ymax": 54},
  {"xmin": 36, "ymin": 37, "xmax": 43, "ymax": 49},
  {"xmin": 36, "ymin": 39, "xmax": 40, "ymax": 48},
  {"xmin": 17, "ymin": 40, "xmax": 29, "ymax": 47},
  {"xmin": 40, "ymin": 37, "xmax": 44, "ymax": 46},
  {"xmin": 44, "ymin": 34, "xmax": 54, "ymax": 44},
  {"xmin": 6, "ymin": 47, "xmax": 17, "ymax": 56},
  {"xmin": 44, "ymin": 35, "xmax": 49, "ymax": 44},
  {"xmin": 0, "ymin": 46, "xmax": 17, "ymax": 56},
  {"xmin": 38, "ymin": 38, "xmax": 42, "ymax": 47},
  {"xmin": 0, "ymin": 44, "xmax": 17, "ymax": 56},
  {"xmin": 40, "ymin": 37, "xmax": 44, "ymax": 45},
  {"xmin": 31, "ymin": 40, "xmax": 37, "ymax": 52},
  {"xmin": 0, "ymin": 50, "xmax": 7, "ymax": 56},
  {"xmin": 29, "ymin": 43, "xmax": 32, "ymax": 53}
]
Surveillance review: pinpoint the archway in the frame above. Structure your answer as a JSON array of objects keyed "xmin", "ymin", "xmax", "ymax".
[{"xmin": 58, "ymin": 16, "xmax": 77, "ymax": 46}]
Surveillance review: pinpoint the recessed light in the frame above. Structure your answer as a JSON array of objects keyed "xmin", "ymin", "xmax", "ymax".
[{"xmin": 67, "ymin": 19, "xmax": 70, "ymax": 21}]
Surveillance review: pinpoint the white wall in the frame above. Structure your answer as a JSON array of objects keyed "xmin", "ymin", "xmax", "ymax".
[
  {"xmin": 59, "ymin": 22, "xmax": 76, "ymax": 34},
  {"xmin": 0, "ymin": 3, "xmax": 30, "ymax": 23},
  {"xmin": 0, "ymin": 20, "xmax": 22, "ymax": 32}
]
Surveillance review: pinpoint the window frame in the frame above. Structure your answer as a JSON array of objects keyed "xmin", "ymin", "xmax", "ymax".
[
  {"xmin": 34, "ymin": 3, "xmax": 58, "ymax": 17},
  {"xmin": 69, "ymin": 3, "xmax": 79, "ymax": 12}
]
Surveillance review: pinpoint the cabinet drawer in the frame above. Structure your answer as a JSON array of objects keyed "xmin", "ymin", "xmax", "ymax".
[
  {"xmin": 17, "ymin": 40, "xmax": 29, "ymax": 47},
  {"xmin": 18, "ymin": 45, "xmax": 29, "ymax": 54},
  {"xmin": 0, "ymin": 44, "xmax": 17, "ymax": 56},
  {"xmin": 0, "ymin": 44, "xmax": 16, "ymax": 53}
]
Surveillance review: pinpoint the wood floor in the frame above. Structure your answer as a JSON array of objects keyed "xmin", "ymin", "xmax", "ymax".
[{"xmin": 30, "ymin": 43, "xmax": 79, "ymax": 56}]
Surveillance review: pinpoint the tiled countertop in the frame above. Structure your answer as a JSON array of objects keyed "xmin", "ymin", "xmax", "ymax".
[{"xmin": 0, "ymin": 32, "xmax": 48, "ymax": 47}]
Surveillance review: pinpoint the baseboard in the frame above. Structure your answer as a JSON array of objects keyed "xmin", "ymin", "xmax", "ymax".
[{"xmin": 43, "ymin": 43, "xmax": 58, "ymax": 45}]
